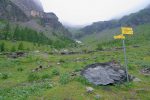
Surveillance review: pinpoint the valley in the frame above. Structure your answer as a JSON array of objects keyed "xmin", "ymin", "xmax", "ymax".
[{"xmin": 0, "ymin": 0, "xmax": 150, "ymax": 100}]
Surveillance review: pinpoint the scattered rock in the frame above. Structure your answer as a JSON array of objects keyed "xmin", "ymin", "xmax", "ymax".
[
  {"xmin": 7, "ymin": 52, "xmax": 26, "ymax": 58},
  {"xmin": 114, "ymin": 47, "xmax": 123, "ymax": 51},
  {"xmin": 34, "ymin": 50, "xmax": 40, "ymax": 53},
  {"xmin": 57, "ymin": 62, "xmax": 61, "ymax": 65},
  {"xmin": 32, "ymin": 65, "xmax": 51, "ymax": 72},
  {"xmin": 132, "ymin": 45, "xmax": 140, "ymax": 48},
  {"xmin": 133, "ymin": 78, "xmax": 141, "ymax": 82},
  {"xmin": 70, "ymin": 71, "xmax": 80, "ymax": 77},
  {"xmin": 141, "ymin": 68, "xmax": 150, "ymax": 75},
  {"xmin": 39, "ymin": 65, "xmax": 43, "ymax": 69},
  {"xmin": 81, "ymin": 61, "xmax": 132, "ymax": 85},
  {"xmin": 60, "ymin": 49, "xmax": 69, "ymax": 55},
  {"xmin": 86, "ymin": 86, "xmax": 94, "ymax": 93},
  {"xmin": 70, "ymin": 72, "xmax": 77, "ymax": 76},
  {"xmin": 95, "ymin": 94, "xmax": 101, "ymax": 99}
]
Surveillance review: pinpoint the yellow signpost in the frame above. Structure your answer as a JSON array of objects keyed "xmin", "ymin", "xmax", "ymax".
[
  {"xmin": 121, "ymin": 27, "xmax": 133, "ymax": 35},
  {"xmin": 114, "ymin": 34, "xmax": 125, "ymax": 40},
  {"xmin": 114, "ymin": 27, "xmax": 133, "ymax": 82}
]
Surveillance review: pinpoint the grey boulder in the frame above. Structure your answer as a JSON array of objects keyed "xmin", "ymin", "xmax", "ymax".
[{"xmin": 81, "ymin": 61, "xmax": 128, "ymax": 85}]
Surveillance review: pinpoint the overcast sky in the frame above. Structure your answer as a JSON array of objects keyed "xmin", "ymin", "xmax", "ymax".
[{"xmin": 40, "ymin": 0, "xmax": 150, "ymax": 26}]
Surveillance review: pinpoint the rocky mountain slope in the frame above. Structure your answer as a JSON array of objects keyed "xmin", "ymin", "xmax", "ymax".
[
  {"xmin": 0, "ymin": 0, "xmax": 29, "ymax": 21},
  {"xmin": 0, "ymin": 0, "xmax": 71, "ymax": 37},
  {"xmin": 80, "ymin": 5, "xmax": 150, "ymax": 36}
]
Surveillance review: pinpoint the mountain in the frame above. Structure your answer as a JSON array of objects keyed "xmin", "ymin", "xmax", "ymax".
[
  {"xmin": 0, "ymin": 0, "xmax": 71, "ymax": 37},
  {"xmin": 80, "ymin": 5, "xmax": 150, "ymax": 36},
  {"xmin": 0, "ymin": 0, "xmax": 29, "ymax": 21}
]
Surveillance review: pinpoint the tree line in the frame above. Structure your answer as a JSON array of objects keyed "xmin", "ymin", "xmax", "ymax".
[
  {"xmin": 0, "ymin": 22, "xmax": 74, "ymax": 49},
  {"xmin": 0, "ymin": 23, "xmax": 52, "ymax": 45}
]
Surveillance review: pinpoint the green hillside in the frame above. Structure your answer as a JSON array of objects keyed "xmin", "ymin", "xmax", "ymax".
[
  {"xmin": 80, "ymin": 5, "xmax": 150, "ymax": 37},
  {"xmin": 0, "ymin": 22, "xmax": 150, "ymax": 100},
  {"xmin": 0, "ymin": 1, "xmax": 150, "ymax": 100},
  {"xmin": 80, "ymin": 23, "xmax": 150, "ymax": 50},
  {"xmin": 0, "ymin": 20, "xmax": 75, "ymax": 50}
]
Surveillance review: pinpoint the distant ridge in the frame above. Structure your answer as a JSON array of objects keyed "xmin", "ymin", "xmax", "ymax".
[{"xmin": 80, "ymin": 5, "xmax": 150, "ymax": 36}]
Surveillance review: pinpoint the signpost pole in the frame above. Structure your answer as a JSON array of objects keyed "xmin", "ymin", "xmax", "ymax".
[
  {"xmin": 114, "ymin": 27, "xmax": 133, "ymax": 82},
  {"xmin": 122, "ymin": 39, "xmax": 129, "ymax": 82}
]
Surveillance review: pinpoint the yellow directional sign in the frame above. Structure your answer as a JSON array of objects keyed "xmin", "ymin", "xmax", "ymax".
[
  {"xmin": 114, "ymin": 34, "xmax": 125, "ymax": 40},
  {"xmin": 121, "ymin": 27, "xmax": 133, "ymax": 35}
]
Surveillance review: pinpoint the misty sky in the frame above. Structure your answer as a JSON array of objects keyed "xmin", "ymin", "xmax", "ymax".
[{"xmin": 40, "ymin": 0, "xmax": 150, "ymax": 26}]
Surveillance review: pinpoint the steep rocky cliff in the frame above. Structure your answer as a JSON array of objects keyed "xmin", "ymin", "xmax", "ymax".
[
  {"xmin": 10, "ymin": 0, "xmax": 44, "ymax": 17},
  {"xmin": 0, "ymin": 0, "xmax": 29, "ymax": 21},
  {"xmin": 0, "ymin": 0, "xmax": 71, "ymax": 37}
]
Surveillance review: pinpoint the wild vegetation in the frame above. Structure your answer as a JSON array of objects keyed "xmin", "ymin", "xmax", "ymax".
[
  {"xmin": 0, "ymin": 1, "xmax": 150, "ymax": 99},
  {"xmin": 0, "ymin": 22, "xmax": 150, "ymax": 100},
  {"xmin": 0, "ymin": 21, "xmax": 74, "ymax": 50}
]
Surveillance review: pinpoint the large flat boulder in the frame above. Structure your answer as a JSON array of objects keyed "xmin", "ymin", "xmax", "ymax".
[{"xmin": 81, "ymin": 61, "xmax": 128, "ymax": 85}]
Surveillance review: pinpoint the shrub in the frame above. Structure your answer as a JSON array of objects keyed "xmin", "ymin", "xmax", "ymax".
[
  {"xmin": 18, "ymin": 42, "xmax": 24, "ymax": 50},
  {"xmin": 124, "ymin": 82, "xmax": 134, "ymax": 89},
  {"xmin": 59, "ymin": 73, "xmax": 70, "ymax": 85},
  {"xmin": 82, "ymin": 49, "xmax": 88, "ymax": 53},
  {"xmin": 96, "ymin": 44, "xmax": 103, "ymax": 51},
  {"xmin": 11, "ymin": 46, "xmax": 16, "ymax": 52},
  {"xmin": 27, "ymin": 73, "xmax": 40, "ymax": 82},
  {"xmin": 1, "ymin": 73, "xmax": 8, "ymax": 79},
  {"xmin": 41, "ymin": 74, "xmax": 51, "ymax": 79},
  {"xmin": 51, "ymin": 68, "xmax": 60, "ymax": 76},
  {"xmin": 59, "ymin": 59, "xmax": 65, "ymax": 63},
  {"xmin": 0, "ymin": 42, "xmax": 5, "ymax": 52},
  {"xmin": 62, "ymin": 63, "xmax": 69, "ymax": 68},
  {"xmin": 17, "ymin": 67, "xmax": 24, "ymax": 72},
  {"xmin": 75, "ymin": 76, "xmax": 90, "ymax": 85},
  {"xmin": 74, "ymin": 67, "xmax": 82, "ymax": 72}
]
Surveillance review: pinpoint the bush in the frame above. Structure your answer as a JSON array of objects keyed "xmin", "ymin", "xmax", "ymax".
[
  {"xmin": 0, "ymin": 42, "xmax": 5, "ymax": 52},
  {"xmin": 82, "ymin": 49, "xmax": 88, "ymax": 53},
  {"xmin": 59, "ymin": 73, "xmax": 70, "ymax": 85},
  {"xmin": 41, "ymin": 74, "xmax": 51, "ymax": 79},
  {"xmin": 124, "ymin": 82, "xmax": 134, "ymax": 89},
  {"xmin": 17, "ymin": 67, "xmax": 24, "ymax": 72},
  {"xmin": 51, "ymin": 68, "xmax": 60, "ymax": 76},
  {"xmin": 27, "ymin": 73, "xmax": 40, "ymax": 82},
  {"xmin": 1, "ymin": 73, "xmax": 8, "ymax": 79},
  {"xmin": 59, "ymin": 59, "xmax": 65, "ymax": 63},
  {"xmin": 96, "ymin": 44, "xmax": 103, "ymax": 51},
  {"xmin": 11, "ymin": 46, "xmax": 16, "ymax": 52},
  {"xmin": 75, "ymin": 76, "xmax": 90, "ymax": 85},
  {"xmin": 74, "ymin": 67, "xmax": 82, "ymax": 72},
  {"xmin": 18, "ymin": 42, "xmax": 24, "ymax": 50}
]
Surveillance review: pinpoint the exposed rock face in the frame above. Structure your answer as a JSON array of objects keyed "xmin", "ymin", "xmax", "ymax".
[
  {"xmin": 0, "ymin": 0, "xmax": 29, "ymax": 21},
  {"xmin": 10, "ymin": 0, "xmax": 44, "ymax": 17},
  {"xmin": 0, "ymin": 0, "xmax": 71, "ymax": 37},
  {"xmin": 81, "ymin": 61, "xmax": 129, "ymax": 85},
  {"xmin": 42, "ymin": 12, "xmax": 63, "ymax": 29}
]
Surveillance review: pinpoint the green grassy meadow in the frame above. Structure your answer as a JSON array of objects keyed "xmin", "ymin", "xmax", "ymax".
[
  {"xmin": 0, "ymin": 23, "xmax": 150, "ymax": 100},
  {"xmin": 0, "ymin": 40, "xmax": 150, "ymax": 100}
]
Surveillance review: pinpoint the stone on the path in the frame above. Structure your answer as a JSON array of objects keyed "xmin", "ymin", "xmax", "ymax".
[
  {"xmin": 86, "ymin": 87, "xmax": 94, "ymax": 93},
  {"xmin": 133, "ymin": 78, "xmax": 141, "ymax": 82},
  {"xmin": 141, "ymin": 68, "xmax": 150, "ymax": 75},
  {"xmin": 7, "ymin": 52, "xmax": 26, "ymax": 58},
  {"xmin": 57, "ymin": 62, "xmax": 61, "ymax": 65},
  {"xmin": 95, "ymin": 94, "xmax": 101, "ymax": 99},
  {"xmin": 81, "ymin": 61, "xmax": 130, "ymax": 85}
]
